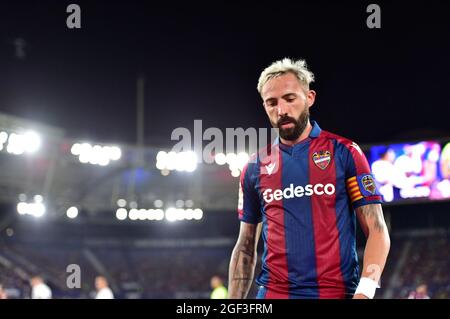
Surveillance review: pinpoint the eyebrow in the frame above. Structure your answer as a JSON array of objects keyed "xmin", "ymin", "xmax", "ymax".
[{"xmin": 264, "ymin": 93, "xmax": 297, "ymax": 104}]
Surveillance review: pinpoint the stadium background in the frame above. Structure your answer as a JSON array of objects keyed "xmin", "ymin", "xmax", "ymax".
[{"xmin": 0, "ymin": 1, "xmax": 449, "ymax": 299}]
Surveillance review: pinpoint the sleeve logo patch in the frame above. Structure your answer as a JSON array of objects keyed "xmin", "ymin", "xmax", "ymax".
[
  {"xmin": 312, "ymin": 150, "xmax": 331, "ymax": 170},
  {"xmin": 361, "ymin": 174, "xmax": 376, "ymax": 194}
]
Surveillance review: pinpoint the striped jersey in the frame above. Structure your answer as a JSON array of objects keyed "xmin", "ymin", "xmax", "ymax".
[{"xmin": 238, "ymin": 121, "xmax": 382, "ymax": 299}]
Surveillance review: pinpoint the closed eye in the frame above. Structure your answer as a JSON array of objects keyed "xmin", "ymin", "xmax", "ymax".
[
  {"xmin": 283, "ymin": 94, "xmax": 297, "ymax": 103},
  {"xmin": 265, "ymin": 99, "xmax": 277, "ymax": 107}
]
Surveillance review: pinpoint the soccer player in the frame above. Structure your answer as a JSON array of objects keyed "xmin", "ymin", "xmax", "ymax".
[{"xmin": 228, "ymin": 58, "xmax": 390, "ymax": 299}]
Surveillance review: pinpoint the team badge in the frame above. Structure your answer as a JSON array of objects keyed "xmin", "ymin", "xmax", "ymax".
[
  {"xmin": 361, "ymin": 175, "xmax": 376, "ymax": 194},
  {"xmin": 312, "ymin": 150, "xmax": 331, "ymax": 170}
]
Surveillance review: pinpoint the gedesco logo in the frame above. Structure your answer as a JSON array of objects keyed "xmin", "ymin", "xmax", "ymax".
[{"xmin": 263, "ymin": 183, "xmax": 336, "ymax": 203}]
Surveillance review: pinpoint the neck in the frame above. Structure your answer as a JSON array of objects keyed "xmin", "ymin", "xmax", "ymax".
[{"xmin": 280, "ymin": 121, "xmax": 312, "ymax": 146}]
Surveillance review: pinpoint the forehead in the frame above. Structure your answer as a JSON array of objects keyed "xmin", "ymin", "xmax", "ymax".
[{"xmin": 261, "ymin": 72, "xmax": 304, "ymax": 98}]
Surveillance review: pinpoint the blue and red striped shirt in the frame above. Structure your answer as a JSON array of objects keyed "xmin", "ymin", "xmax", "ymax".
[{"xmin": 238, "ymin": 121, "xmax": 382, "ymax": 299}]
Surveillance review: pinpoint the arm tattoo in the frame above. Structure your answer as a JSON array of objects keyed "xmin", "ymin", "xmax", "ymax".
[
  {"xmin": 229, "ymin": 235, "xmax": 257, "ymax": 298},
  {"xmin": 232, "ymin": 249, "xmax": 254, "ymax": 280},
  {"xmin": 360, "ymin": 205, "xmax": 386, "ymax": 233}
]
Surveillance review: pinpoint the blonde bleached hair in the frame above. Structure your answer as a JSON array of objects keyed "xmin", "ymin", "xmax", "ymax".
[{"xmin": 257, "ymin": 58, "xmax": 315, "ymax": 94}]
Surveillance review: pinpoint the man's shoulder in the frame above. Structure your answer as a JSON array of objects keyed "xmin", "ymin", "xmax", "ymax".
[
  {"xmin": 320, "ymin": 130, "xmax": 354, "ymax": 146},
  {"xmin": 320, "ymin": 130, "xmax": 364, "ymax": 155}
]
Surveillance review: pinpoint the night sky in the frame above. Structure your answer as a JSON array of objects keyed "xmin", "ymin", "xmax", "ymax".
[{"xmin": 1, "ymin": 1, "xmax": 449, "ymax": 147}]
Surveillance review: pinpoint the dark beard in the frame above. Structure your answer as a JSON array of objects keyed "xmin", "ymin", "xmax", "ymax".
[{"xmin": 275, "ymin": 108, "xmax": 310, "ymax": 141}]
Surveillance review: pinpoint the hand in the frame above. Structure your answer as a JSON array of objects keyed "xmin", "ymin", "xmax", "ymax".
[{"xmin": 353, "ymin": 293, "xmax": 369, "ymax": 299}]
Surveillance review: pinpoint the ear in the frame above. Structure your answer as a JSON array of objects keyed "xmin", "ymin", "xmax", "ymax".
[{"xmin": 307, "ymin": 90, "xmax": 316, "ymax": 108}]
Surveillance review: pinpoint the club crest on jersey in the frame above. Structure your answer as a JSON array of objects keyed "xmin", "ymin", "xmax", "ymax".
[
  {"xmin": 312, "ymin": 150, "xmax": 331, "ymax": 170},
  {"xmin": 362, "ymin": 175, "xmax": 376, "ymax": 194}
]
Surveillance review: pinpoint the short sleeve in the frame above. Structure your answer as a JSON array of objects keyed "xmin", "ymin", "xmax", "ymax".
[
  {"xmin": 237, "ymin": 162, "xmax": 262, "ymax": 224},
  {"xmin": 343, "ymin": 141, "xmax": 383, "ymax": 209}
]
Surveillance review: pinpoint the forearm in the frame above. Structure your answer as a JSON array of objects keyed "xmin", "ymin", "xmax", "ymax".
[
  {"xmin": 361, "ymin": 229, "xmax": 390, "ymax": 283},
  {"xmin": 228, "ymin": 242, "xmax": 257, "ymax": 298},
  {"xmin": 355, "ymin": 204, "xmax": 391, "ymax": 299}
]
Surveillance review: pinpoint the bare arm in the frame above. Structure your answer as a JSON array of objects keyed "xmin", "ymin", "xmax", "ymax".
[
  {"xmin": 354, "ymin": 203, "xmax": 391, "ymax": 299},
  {"xmin": 228, "ymin": 221, "xmax": 262, "ymax": 299}
]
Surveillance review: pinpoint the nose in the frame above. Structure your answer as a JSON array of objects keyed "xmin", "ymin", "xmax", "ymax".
[{"xmin": 277, "ymin": 101, "xmax": 289, "ymax": 117}]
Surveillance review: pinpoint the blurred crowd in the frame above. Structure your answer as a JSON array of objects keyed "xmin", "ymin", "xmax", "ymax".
[{"xmin": 0, "ymin": 232, "xmax": 449, "ymax": 299}]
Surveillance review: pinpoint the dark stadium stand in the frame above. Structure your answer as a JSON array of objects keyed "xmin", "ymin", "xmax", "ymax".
[{"xmin": 1, "ymin": 206, "xmax": 449, "ymax": 299}]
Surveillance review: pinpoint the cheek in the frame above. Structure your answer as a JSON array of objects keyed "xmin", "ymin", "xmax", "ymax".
[
  {"xmin": 294, "ymin": 101, "xmax": 308, "ymax": 114},
  {"xmin": 265, "ymin": 108, "xmax": 277, "ymax": 118}
]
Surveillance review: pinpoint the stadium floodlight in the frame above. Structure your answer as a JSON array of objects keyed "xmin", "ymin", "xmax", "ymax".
[
  {"xmin": 97, "ymin": 150, "xmax": 110, "ymax": 166},
  {"xmin": 0, "ymin": 131, "xmax": 8, "ymax": 151},
  {"xmin": 193, "ymin": 208, "xmax": 203, "ymax": 220},
  {"xmin": 71, "ymin": 143, "xmax": 81, "ymax": 155},
  {"xmin": 185, "ymin": 200, "xmax": 194, "ymax": 208},
  {"xmin": 231, "ymin": 169, "xmax": 240, "ymax": 178},
  {"xmin": 176, "ymin": 209, "xmax": 185, "ymax": 221},
  {"xmin": 72, "ymin": 142, "xmax": 121, "ymax": 166},
  {"xmin": 78, "ymin": 143, "xmax": 92, "ymax": 163},
  {"xmin": 156, "ymin": 161, "xmax": 166, "ymax": 170},
  {"xmin": 116, "ymin": 208, "xmax": 127, "ymax": 220},
  {"xmin": 156, "ymin": 151, "xmax": 167, "ymax": 169},
  {"xmin": 175, "ymin": 200, "xmax": 184, "ymax": 208},
  {"xmin": 0, "ymin": 131, "xmax": 8, "ymax": 144},
  {"xmin": 146, "ymin": 209, "xmax": 155, "ymax": 220},
  {"xmin": 214, "ymin": 152, "xmax": 227, "ymax": 165},
  {"xmin": 156, "ymin": 151, "xmax": 167, "ymax": 163},
  {"xmin": 5, "ymin": 131, "xmax": 41, "ymax": 155},
  {"xmin": 226, "ymin": 153, "xmax": 237, "ymax": 165},
  {"xmin": 17, "ymin": 202, "xmax": 27, "ymax": 215},
  {"xmin": 128, "ymin": 208, "xmax": 139, "ymax": 221},
  {"xmin": 178, "ymin": 151, "xmax": 197, "ymax": 172},
  {"xmin": 165, "ymin": 207, "xmax": 178, "ymax": 222},
  {"xmin": 138, "ymin": 209, "xmax": 147, "ymax": 220},
  {"xmin": 7, "ymin": 133, "xmax": 24, "ymax": 155},
  {"xmin": 30, "ymin": 203, "xmax": 46, "ymax": 218},
  {"xmin": 17, "ymin": 195, "xmax": 46, "ymax": 218},
  {"xmin": 89, "ymin": 145, "xmax": 103, "ymax": 165},
  {"xmin": 156, "ymin": 150, "xmax": 198, "ymax": 172},
  {"xmin": 185, "ymin": 209, "xmax": 194, "ymax": 220},
  {"xmin": 129, "ymin": 201, "xmax": 138, "ymax": 209},
  {"xmin": 79, "ymin": 152, "xmax": 90, "ymax": 164},
  {"xmin": 108, "ymin": 146, "xmax": 122, "ymax": 161},
  {"xmin": 153, "ymin": 199, "xmax": 163, "ymax": 208},
  {"xmin": 161, "ymin": 169, "xmax": 170, "ymax": 176},
  {"xmin": 117, "ymin": 199, "xmax": 127, "ymax": 207},
  {"xmin": 66, "ymin": 207, "xmax": 78, "ymax": 219},
  {"xmin": 23, "ymin": 131, "xmax": 41, "ymax": 153},
  {"xmin": 154, "ymin": 209, "xmax": 164, "ymax": 221},
  {"xmin": 31, "ymin": 203, "xmax": 46, "ymax": 218},
  {"xmin": 166, "ymin": 152, "xmax": 177, "ymax": 171}
]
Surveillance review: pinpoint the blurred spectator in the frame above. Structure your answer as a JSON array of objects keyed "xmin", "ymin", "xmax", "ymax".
[
  {"xmin": 210, "ymin": 275, "xmax": 228, "ymax": 299},
  {"xmin": 408, "ymin": 284, "xmax": 431, "ymax": 299},
  {"xmin": 0, "ymin": 284, "xmax": 8, "ymax": 299},
  {"xmin": 30, "ymin": 276, "xmax": 52, "ymax": 299},
  {"xmin": 95, "ymin": 276, "xmax": 114, "ymax": 299}
]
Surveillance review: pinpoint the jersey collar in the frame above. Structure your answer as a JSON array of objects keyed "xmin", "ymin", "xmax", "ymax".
[{"xmin": 274, "ymin": 120, "xmax": 322, "ymax": 151}]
